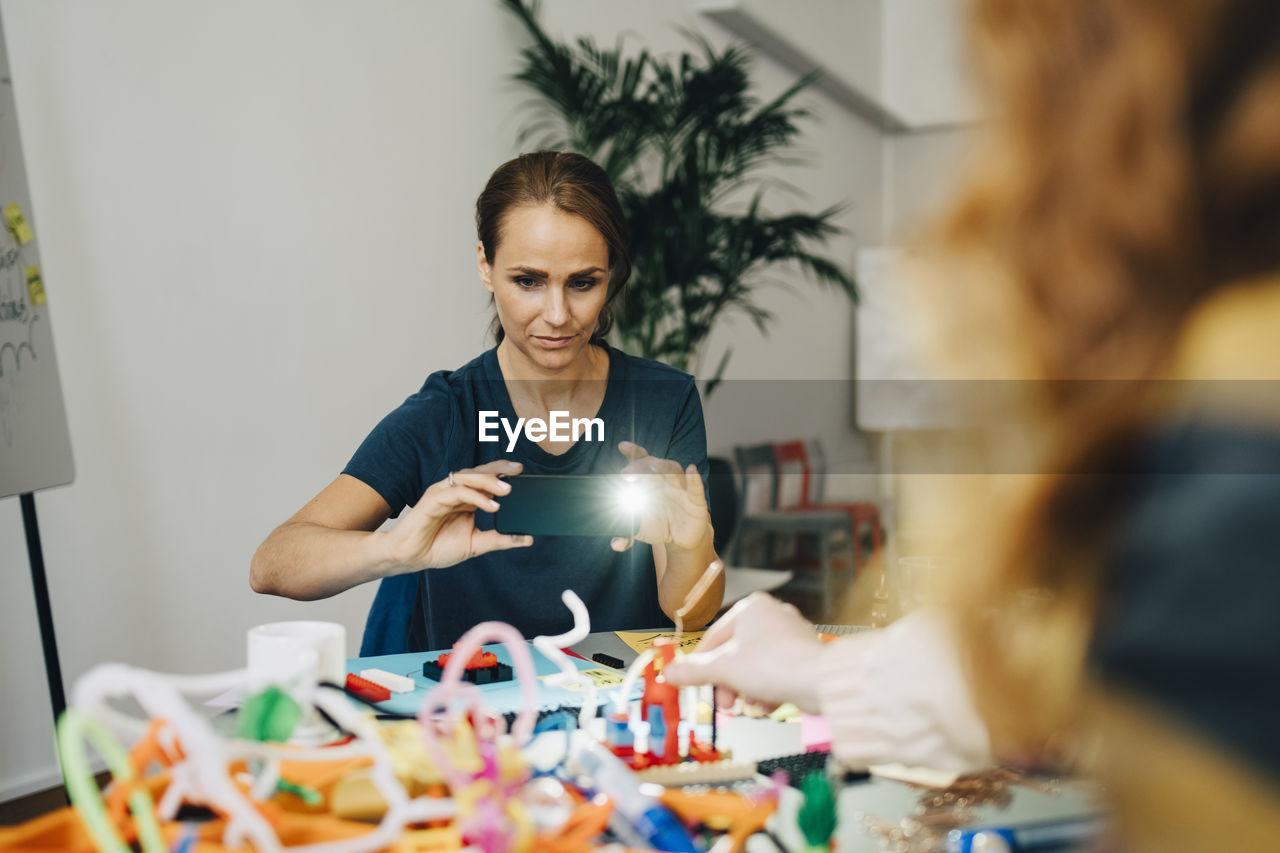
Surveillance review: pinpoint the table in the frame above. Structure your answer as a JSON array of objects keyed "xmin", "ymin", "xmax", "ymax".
[
  {"xmin": 362, "ymin": 631, "xmax": 1103, "ymax": 852},
  {"xmin": 687, "ymin": 715, "xmax": 1099, "ymax": 853}
]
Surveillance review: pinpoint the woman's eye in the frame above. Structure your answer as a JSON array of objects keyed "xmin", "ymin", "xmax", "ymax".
[
  {"xmin": 514, "ymin": 276, "xmax": 538, "ymax": 288},
  {"xmin": 571, "ymin": 279, "xmax": 598, "ymax": 290}
]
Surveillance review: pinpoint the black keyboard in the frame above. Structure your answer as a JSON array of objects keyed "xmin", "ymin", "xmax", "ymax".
[
  {"xmin": 812, "ymin": 624, "xmax": 875, "ymax": 636},
  {"xmin": 757, "ymin": 750, "xmax": 871, "ymax": 787},
  {"xmin": 756, "ymin": 751, "xmax": 830, "ymax": 787}
]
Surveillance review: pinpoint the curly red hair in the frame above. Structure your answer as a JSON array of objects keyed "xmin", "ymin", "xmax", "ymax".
[{"xmin": 932, "ymin": 0, "xmax": 1280, "ymax": 753}]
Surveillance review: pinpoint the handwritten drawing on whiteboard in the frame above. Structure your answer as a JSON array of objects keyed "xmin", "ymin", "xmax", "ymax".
[{"xmin": 0, "ymin": 20, "xmax": 74, "ymax": 498}]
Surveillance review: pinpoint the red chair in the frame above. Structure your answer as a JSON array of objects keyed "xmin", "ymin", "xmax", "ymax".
[
  {"xmin": 773, "ymin": 439, "xmax": 882, "ymax": 570},
  {"xmin": 731, "ymin": 443, "xmax": 855, "ymax": 616}
]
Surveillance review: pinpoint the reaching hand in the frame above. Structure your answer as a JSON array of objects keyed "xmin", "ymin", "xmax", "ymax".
[
  {"xmin": 664, "ymin": 592, "xmax": 829, "ymax": 713},
  {"xmin": 382, "ymin": 459, "xmax": 532, "ymax": 571},
  {"xmin": 610, "ymin": 440, "xmax": 713, "ymax": 554}
]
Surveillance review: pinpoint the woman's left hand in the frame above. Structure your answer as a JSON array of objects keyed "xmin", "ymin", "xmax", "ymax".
[{"xmin": 612, "ymin": 440, "xmax": 712, "ymax": 553}]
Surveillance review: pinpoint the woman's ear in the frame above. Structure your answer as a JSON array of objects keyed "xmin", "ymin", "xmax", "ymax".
[{"xmin": 477, "ymin": 242, "xmax": 494, "ymax": 293}]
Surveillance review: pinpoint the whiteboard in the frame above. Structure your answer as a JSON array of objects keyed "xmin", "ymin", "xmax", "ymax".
[
  {"xmin": 0, "ymin": 13, "xmax": 74, "ymax": 498},
  {"xmin": 855, "ymin": 247, "xmax": 963, "ymax": 430}
]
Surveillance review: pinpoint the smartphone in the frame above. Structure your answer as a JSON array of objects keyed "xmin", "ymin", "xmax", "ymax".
[{"xmin": 493, "ymin": 474, "xmax": 647, "ymax": 538}]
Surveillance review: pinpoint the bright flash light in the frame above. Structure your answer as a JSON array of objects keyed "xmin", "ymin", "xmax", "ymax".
[{"xmin": 613, "ymin": 480, "xmax": 650, "ymax": 516}]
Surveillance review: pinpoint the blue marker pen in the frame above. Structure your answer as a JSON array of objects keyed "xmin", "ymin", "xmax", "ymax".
[
  {"xmin": 575, "ymin": 738, "xmax": 703, "ymax": 853},
  {"xmin": 947, "ymin": 815, "xmax": 1107, "ymax": 852}
]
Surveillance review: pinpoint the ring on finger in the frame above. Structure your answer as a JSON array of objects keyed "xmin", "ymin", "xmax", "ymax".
[{"xmin": 447, "ymin": 471, "xmax": 456, "ymax": 487}]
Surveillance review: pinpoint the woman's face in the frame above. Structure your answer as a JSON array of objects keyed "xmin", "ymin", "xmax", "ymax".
[{"xmin": 478, "ymin": 203, "xmax": 611, "ymax": 374}]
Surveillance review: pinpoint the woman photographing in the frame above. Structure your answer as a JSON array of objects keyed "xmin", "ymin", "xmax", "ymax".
[{"xmin": 252, "ymin": 151, "xmax": 722, "ymax": 654}]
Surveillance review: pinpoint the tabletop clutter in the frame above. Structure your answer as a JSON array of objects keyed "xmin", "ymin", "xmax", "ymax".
[{"xmin": 0, "ymin": 589, "xmax": 1089, "ymax": 853}]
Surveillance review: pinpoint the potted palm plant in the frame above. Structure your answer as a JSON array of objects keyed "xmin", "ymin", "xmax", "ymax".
[{"xmin": 501, "ymin": 0, "xmax": 857, "ymax": 390}]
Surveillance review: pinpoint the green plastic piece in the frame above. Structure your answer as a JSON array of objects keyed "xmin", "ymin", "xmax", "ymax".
[
  {"xmin": 797, "ymin": 771, "xmax": 837, "ymax": 852},
  {"xmin": 56, "ymin": 709, "xmax": 167, "ymax": 853},
  {"xmin": 277, "ymin": 778, "xmax": 323, "ymax": 806},
  {"xmin": 237, "ymin": 685, "xmax": 303, "ymax": 742}
]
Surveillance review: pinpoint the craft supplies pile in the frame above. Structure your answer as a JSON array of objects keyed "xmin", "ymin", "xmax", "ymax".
[{"xmin": 0, "ymin": 590, "xmax": 826, "ymax": 853}]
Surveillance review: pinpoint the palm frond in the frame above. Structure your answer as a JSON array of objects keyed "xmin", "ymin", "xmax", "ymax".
[{"xmin": 703, "ymin": 347, "xmax": 732, "ymax": 396}]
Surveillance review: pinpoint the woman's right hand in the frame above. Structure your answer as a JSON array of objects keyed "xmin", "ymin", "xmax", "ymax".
[{"xmin": 380, "ymin": 459, "xmax": 532, "ymax": 571}]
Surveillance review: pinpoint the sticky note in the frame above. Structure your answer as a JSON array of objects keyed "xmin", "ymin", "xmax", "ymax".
[
  {"xmin": 615, "ymin": 630, "xmax": 705, "ymax": 654},
  {"xmin": 25, "ymin": 265, "xmax": 45, "ymax": 305},
  {"xmin": 5, "ymin": 202, "xmax": 34, "ymax": 244},
  {"xmin": 539, "ymin": 667, "xmax": 624, "ymax": 691},
  {"xmin": 868, "ymin": 763, "xmax": 960, "ymax": 789}
]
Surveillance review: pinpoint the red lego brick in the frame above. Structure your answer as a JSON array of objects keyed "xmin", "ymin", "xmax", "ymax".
[
  {"xmin": 422, "ymin": 642, "xmax": 513, "ymax": 684},
  {"xmin": 437, "ymin": 649, "xmax": 499, "ymax": 670},
  {"xmin": 345, "ymin": 672, "xmax": 390, "ymax": 703}
]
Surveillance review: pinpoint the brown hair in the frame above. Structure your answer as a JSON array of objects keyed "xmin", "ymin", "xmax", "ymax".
[
  {"xmin": 931, "ymin": 0, "xmax": 1280, "ymax": 750},
  {"xmin": 475, "ymin": 151, "xmax": 631, "ymax": 345}
]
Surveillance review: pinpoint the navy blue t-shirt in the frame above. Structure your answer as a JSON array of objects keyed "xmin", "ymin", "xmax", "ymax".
[{"xmin": 343, "ymin": 344, "xmax": 708, "ymax": 654}]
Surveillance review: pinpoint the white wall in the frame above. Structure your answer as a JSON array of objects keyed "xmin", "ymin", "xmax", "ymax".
[
  {"xmin": 696, "ymin": 1, "xmax": 884, "ymax": 474},
  {"xmin": 685, "ymin": 0, "xmax": 979, "ymax": 491},
  {"xmin": 0, "ymin": 0, "xmax": 892, "ymax": 798},
  {"xmin": 699, "ymin": 0, "xmax": 976, "ymax": 130},
  {"xmin": 722, "ymin": 0, "xmax": 884, "ymax": 104},
  {"xmin": 882, "ymin": 0, "xmax": 979, "ymax": 128},
  {"xmin": 886, "ymin": 125, "xmax": 974, "ymax": 243}
]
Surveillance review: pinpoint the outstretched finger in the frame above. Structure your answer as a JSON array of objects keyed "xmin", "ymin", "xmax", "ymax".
[
  {"xmin": 620, "ymin": 469, "xmax": 680, "ymax": 502},
  {"xmin": 617, "ymin": 440, "xmax": 650, "ymax": 462},
  {"xmin": 692, "ymin": 595, "xmax": 755, "ymax": 655},
  {"xmin": 682, "ymin": 463, "xmax": 708, "ymax": 509},
  {"xmin": 654, "ymin": 456, "xmax": 692, "ymax": 491},
  {"xmin": 470, "ymin": 529, "xmax": 534, "ymax": 555},
  {"xmin": 689, "ymin": 618, "xmax": 732, "ymax": 654},
  {"xmin": 419, "ymin": 485, "xmax": 500, "ymax": 516},
  {"xmin": 664, "ymin": 641, "xmax": 737, "ymax": 688},
  {"xmin": 610, "ymin": 536, "xmax": 635, "ymax": 552},
  {"xmin": 448, "ymin": 470, "xmax": 515, "ymax": 498},
  {"xmin": 622, "ymin": 457, "xmax": 687, "ymax": 496}
]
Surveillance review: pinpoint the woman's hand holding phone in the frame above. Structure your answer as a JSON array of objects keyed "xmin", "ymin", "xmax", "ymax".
[
  {"xmin": 382, "ymin": 459, "xmax": 532, "ymax": 571},
  {"xmin": 612, "ymin": 440, "xmax": 713, "ymax": 553},
  {"xmin": 381, "ymin": 439, "xmax": 712, "ymax": 569}
]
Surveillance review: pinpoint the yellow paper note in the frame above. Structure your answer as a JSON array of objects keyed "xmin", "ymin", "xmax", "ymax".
[
  {"xmin": 25, "ymin": 265, "xmax": 45, "ymax": 305},
  {"xmin": 539, "ymin": 667, "xmax": 624, "ymax": 691},
  {"xmin": 5, "ymin": 202, "xmax": 34, "ymax": 244},
  {"xmin": 614, "ymin": 630, "xmax": 705, "ymax": 654}
]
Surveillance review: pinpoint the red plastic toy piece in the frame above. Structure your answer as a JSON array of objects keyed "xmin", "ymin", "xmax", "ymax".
[
  {"xmin": 437, "ymin": 649, "xmax": 499, "ymax": 670},
  {"xmin": 344, "ymin": 672, "xmax": 390, "ymax": 703},
  {"xmin": 641, "ymin": 639, "xmax": 682, "ymax": 764},
  {"xmin": 422, "ymin": 643, "xmax": 514, "ymax": 684},
  {"xmin": 600, "ymin": 638, "xmax": 723, "ymax": 770}
]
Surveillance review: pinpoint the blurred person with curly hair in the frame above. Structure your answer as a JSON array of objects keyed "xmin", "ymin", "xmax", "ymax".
[{"xmin": 671, "ymin": 1, "xmax": 1280, "ymax": 847}]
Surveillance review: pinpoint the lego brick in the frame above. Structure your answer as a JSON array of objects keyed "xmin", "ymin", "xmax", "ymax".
[
  {"xmin": 756, "ymin": 750, "xmax": 829, "ymax": 788},
  {"xmin": 359, "ymin": 668, "xmax": 414, "ymax": 693},
  {"xmin": 422, "ymin": 658, "xmax": 513, "ymax": 684},
  {"xmin": 437, "ymin": 649, "xmax": 499, "ymax": 670},
  {"xmin": 635, "ymin": 760, "xmax": 760, "ymax": 787},
  {"xmin": 591, "ymin": 652, "xmax": 625, "ymax": 669},
  {"xmin": 500, "ymin": 704, "xmax": 590, "ymax": 730},
  {"xmin": 344, "ymin": 672, "xmax": 391, "ymax": 703}
]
